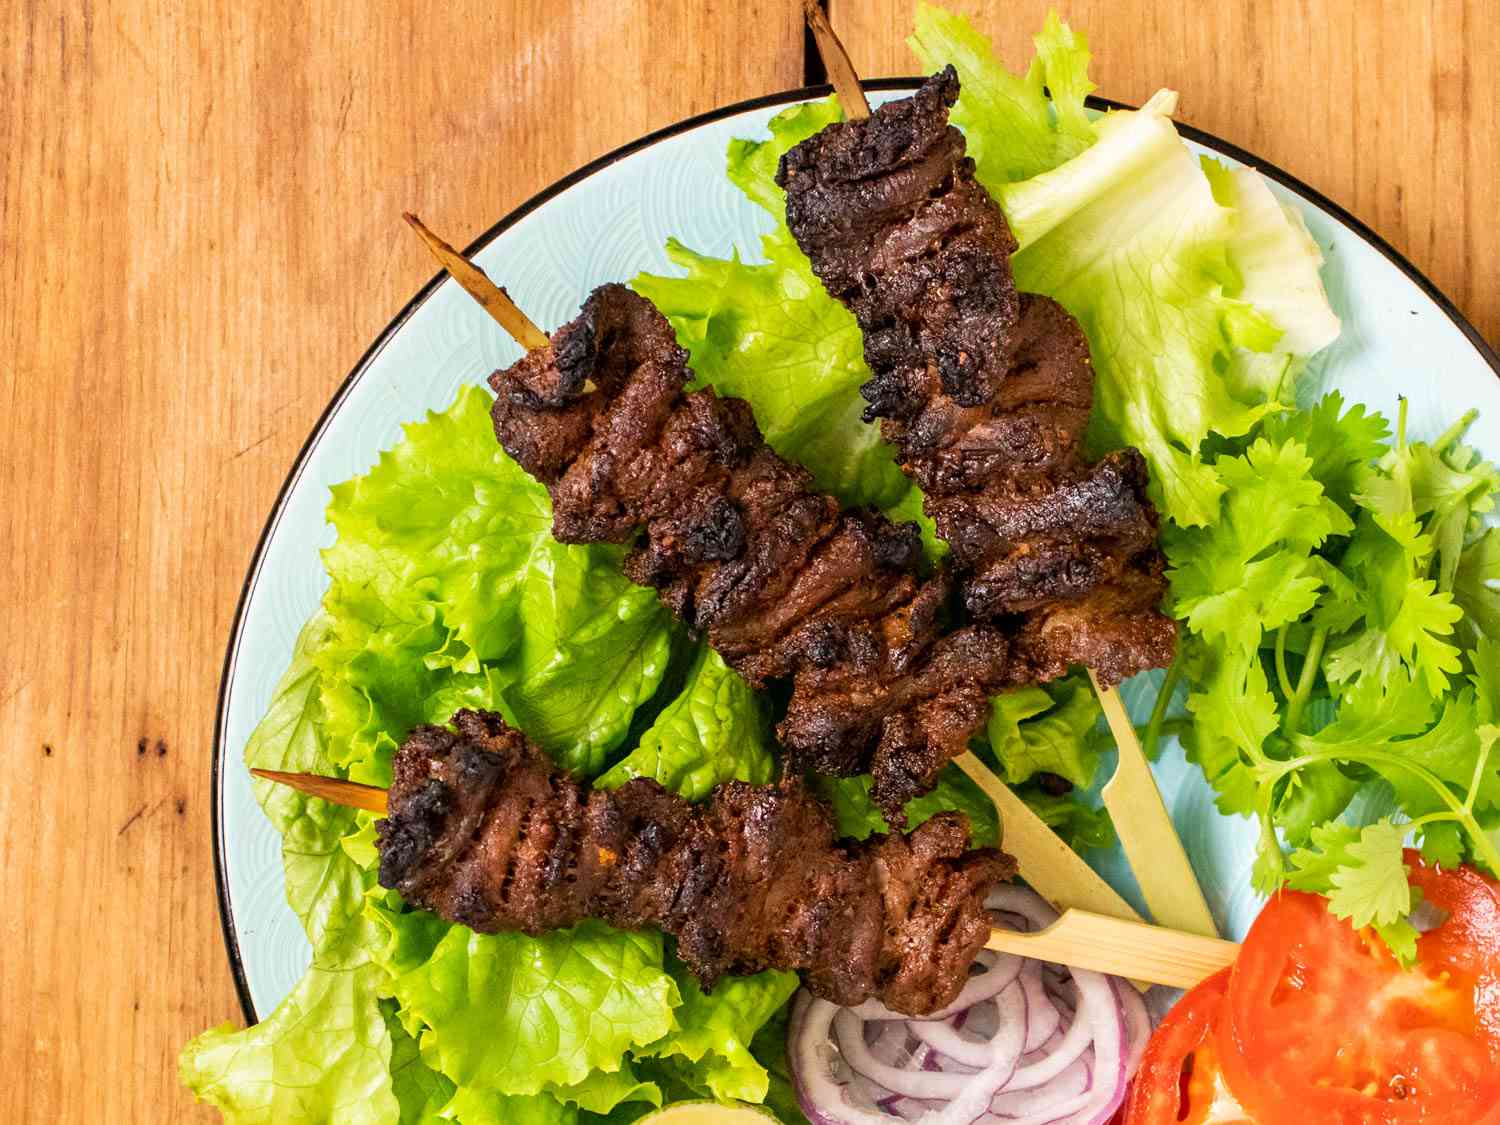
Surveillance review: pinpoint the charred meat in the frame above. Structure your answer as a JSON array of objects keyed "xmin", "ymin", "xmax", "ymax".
[
  {"xmin": 490, "ymin": 283, "xmax": 1020, "ymax": 817},
  {"xmin": 376, "ymin": 709, "xmax": 1016, "ymax": 1015},
  {"xmin": 777, "ymin": 68, "xmax": 1175, "ymax": 684}
]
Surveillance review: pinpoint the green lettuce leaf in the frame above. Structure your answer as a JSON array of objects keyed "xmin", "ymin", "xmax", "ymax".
[
  {"xmin": 386, "ymin": 1010, "xmax": 453, "ymax": 1124},
  {"xmin": 633, "ymin": 101, "xmax": 912, "ymax": 513},
  {"xmin": 319, "ymin": 385, "xmax": 675, "ymax": 777},
  {"xmin": 997, "ymin": 92, "xmax": 1280, "ymax": 525},
  {"xmin": 381, "ymin": 918, "xmax": 678, "ymax": 1104},
  {"xmin": 908, "ymin": 5, "xmax": 1095, "ymax": 184},
  {"xmin": 985, "ymin": 675, "xmax": 1102, "ymax": 789},
  {"xmin": 598, "ymin": 648, "xmax": 773, "ymax": 800},
  {"xmin": 1202, "ymin": 161, "xmax": 1342, "ymax": 401},
  {"xmin": 817, "ymin": 765, "xmax": 1000, "ymax": 849},
  {"xmin": 640, "ymin": 962, "xmax": 799, "ymax": 1104},
  {"xmin": 182, "ymin": 619, "xmax": 400, "ymax": 1123},
  {"xmin": 906, "ymin": 9, "xmax": 1338, "ymax": 525}
]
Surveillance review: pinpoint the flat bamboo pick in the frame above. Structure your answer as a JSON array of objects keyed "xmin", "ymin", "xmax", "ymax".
[
  {"xmin": 1092, "ymin": 671, "xmax": 1218, "ymax": 938},
  {"xmin": 252, "ymin": 768, "xmax": 1232, "ymax": 987},
  {"xmin": 251, "ymin": 767, "xmax": 388, "ymax": 814},
  {"xmin": 801, "ymin": 0, "xmax": 870, "ymax": 120},
  {"xmin": 956, "ymin": 752, "xmax": 1141, "ymax": 924},
  {"xmin": 986, "ymin": 908, "xmax": 1240, "ymax": 990},
  {"xmin": 798, "ymin": 6, "xmax": 1219, "ymax": 941}
]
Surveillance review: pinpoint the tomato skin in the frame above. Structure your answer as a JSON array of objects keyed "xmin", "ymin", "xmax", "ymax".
[
  {"xmin": 1218, "ymin": 881, "xmax": 1500, "ymax": 1124},
  {"xmin": 1127, "ymin": 863, "xmax": 1500, "ymax": 1124},
  {"xmin": 1407, "ymin": 852, "xmax": 1500, "ymax": 1056},
  {"xmin": 1123, "ymin": 969, "xmax": 1249, "ymax": 1125}
]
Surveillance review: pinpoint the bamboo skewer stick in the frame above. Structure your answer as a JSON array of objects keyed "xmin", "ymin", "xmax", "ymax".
[
  {"xmin": 800, "ymin": 7, "xmax": 1218, "ymax": 940},
  {"xmin": 802, "ymin": 0, "xmax": 869, "ymax": 121},
  {"xmin": 403, "ymin": 213, "xmax": 550, "ymax": 350},
  {"xmin": 251, "ymin": 767, "xmax": 389, "ymax": 813},
  {"xmin": 251, "ymin": 766, "xmax": 1236, "ymax": 989},
  {"xmin": 957, "ymin": 753, "xmax": 1140, "ymax": 924}
]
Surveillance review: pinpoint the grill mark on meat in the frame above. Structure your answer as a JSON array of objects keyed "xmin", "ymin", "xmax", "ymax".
[
  {"xmin": 778, "ymin": 68, "xmax": 1176, "ymax": 684},
  {"xmin": 490, "ymin": 284, "xmax": 1015, "ymax": 819},
  {"xmin": 376, "ymin": 711, "xmax": 1015, "ymax": 1015}
]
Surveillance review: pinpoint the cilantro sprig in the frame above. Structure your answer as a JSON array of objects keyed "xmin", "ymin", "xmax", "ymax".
[{"xmin": 1161, "ymin": 394, "xmax": 1500, "ymax": 961}]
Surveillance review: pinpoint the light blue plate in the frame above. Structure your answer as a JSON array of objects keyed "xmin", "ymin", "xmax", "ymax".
[{"xmin": 214, "ymin": 82, "xmax": 1500, "ymax": 1022}]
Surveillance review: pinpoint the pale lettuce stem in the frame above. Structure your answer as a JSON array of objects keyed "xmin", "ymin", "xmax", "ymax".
[{"xmin": 1280, "ymin": 625, "xmax": 1328, "ymax": 735}]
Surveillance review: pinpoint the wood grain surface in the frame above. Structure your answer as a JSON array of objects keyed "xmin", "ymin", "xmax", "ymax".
[
  {"xmin": 831, "ymin": 0, "xmax": 1500, "ymax": 344},
  {"xmin": 1, "ymin": 2, "xmax": 1493, "ymax": 1120}
]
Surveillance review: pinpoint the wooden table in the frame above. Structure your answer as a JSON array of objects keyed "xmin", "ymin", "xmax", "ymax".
[{"xmin": 3, "ymin": 2, "xmax": 1494, "ymax": 1119}]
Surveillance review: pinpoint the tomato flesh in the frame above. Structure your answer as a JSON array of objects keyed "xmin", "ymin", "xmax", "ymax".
[
  {"xmin": 1219, "ymin": 864, "xmax": 1500, "ymax": 1123},
  {"xmin": 1126, "ymin": 858, "xmax": 1500, "ymax": 1125},
  {"xmin": 1124, "ymin": 969, "xmax": 1253, "ymax": 1124}
]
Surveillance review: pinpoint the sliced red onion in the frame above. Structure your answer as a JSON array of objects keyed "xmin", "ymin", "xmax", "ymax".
[
  {"xmin": 790, "ymin": 992, "xmax": 924, "ymax": 1125},
  {"xmin": 1113, "ymin": 978, "xmax": 1152, "ymax": 1078},
  {"xmin": 846, "ymin": 951, "xmax": 1024, "ymax": 1023},
  {"xmin": 1019, "ymin": 964, "xmax": 1061, "ymax": 1051},
  {"xmin": 910, "ymin": 1013, "xmax": 996, "ymax": 1069},
  {"xmin": 986, "ymin": 1052, "xmax": 1091, "ymax": 1117},
  {"xmin": 788, "ymin": 885, "xmax": 1152, "ymax": 1125}
]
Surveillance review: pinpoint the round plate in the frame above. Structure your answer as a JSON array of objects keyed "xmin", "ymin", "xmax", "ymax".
[{"xmin": 214, "ymin": 80, "xmax": 1500, "ymax": 1023}]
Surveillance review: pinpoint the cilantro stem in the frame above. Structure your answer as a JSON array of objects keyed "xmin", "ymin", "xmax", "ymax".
[
  {"xmin": 1432, "ymin": 408, "xmax": 1478, "ymax": 456},
  {"xmin": 1280, "ymin": 625, "xmax": 1329, "ymax": 735},
  {"xmin": 1269, "ymin": 749, "xmax": 1500, "ymax": 876},
  {"xmin": 1274, "ymin": 627, "xmax": 1294, "ymax": 699},
  {"xmin": 1144, "ymin": 651, "xmax": 1183, "ymax": 760},
  {"xmin": 1405, "ymin": 812, "xmax": 1453, "ymax": 829}
]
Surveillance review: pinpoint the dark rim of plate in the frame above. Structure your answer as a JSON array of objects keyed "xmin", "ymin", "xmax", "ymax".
[{"xmin": 213, "ymin": 78, "xmax": 1500, "ymax": 1024}]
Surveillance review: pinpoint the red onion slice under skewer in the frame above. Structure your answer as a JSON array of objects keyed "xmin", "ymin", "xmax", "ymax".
[{"xmin": 789, "ymin": 885, "xmax": 1152, "ymax": 1125}]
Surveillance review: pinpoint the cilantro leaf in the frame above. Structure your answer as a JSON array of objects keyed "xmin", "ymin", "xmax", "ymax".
[
  {"xmin": 1455, "ymin": 528, "xmax": 1500, "ymax": 644},
  {"xmin": 1260, "ymin": 392, "xmax": 1390, "ymax": 512},
  {"xmin": 1182, "ymin": 645, "xmax": 1278, "ymax": 816},
  {"xmin": 1287, "ymin": 819, "xmax": 1419, "ymax": 962},
  {"xmin": 1166, "ymin": 437, "xmax": 1348, "ymax": 647}
]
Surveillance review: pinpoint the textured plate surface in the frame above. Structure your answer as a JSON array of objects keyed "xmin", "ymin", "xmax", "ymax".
[{"xmin": 215, "ymin": 83, "xmax": 1500, "ymax": 1021}]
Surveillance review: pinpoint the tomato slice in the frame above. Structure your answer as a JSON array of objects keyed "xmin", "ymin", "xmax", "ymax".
[
  {"xmin": 1124, "ymin": 969, "xmax": 1253, "ymax": 1124},
  {"xmin": 1217, "ymin": 871, "xmax": 1500, "ymax": 1124},
  {"xmin": 1407, "ymin": 853, "xmax": 1500, "ymax": 1055}
]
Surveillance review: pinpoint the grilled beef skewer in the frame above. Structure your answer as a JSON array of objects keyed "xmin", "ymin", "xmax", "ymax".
[
  {"xmin": 777, "ymin": 69, "xmax": 1176, "ymax": 685},
  {"xmin": 490, "ymin": 283, "xmax": 1036, "ymax": 817},
  {"xmin": 376, "ymin": 708, "xmax": 1016, "ymax": 1015}
]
